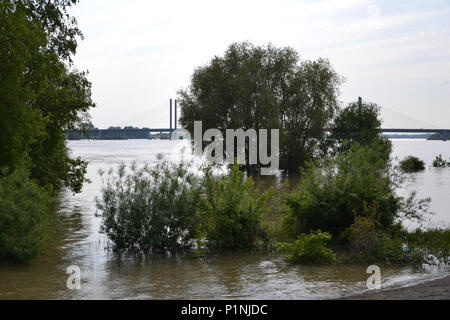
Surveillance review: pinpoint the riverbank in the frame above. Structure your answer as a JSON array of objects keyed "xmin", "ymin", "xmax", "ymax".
[{"xmin": 340, "ymin": 275, "xmax": 450, "ymax": 300}]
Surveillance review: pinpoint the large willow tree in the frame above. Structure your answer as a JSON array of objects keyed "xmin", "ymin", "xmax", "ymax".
[{"xmin": 178, "ymin": 42, "xmax": 343, "ymax": 173}]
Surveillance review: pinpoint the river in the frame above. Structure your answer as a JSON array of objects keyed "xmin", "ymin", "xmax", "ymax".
[{"xmin": 0, "ymin": 139, "xmax": 449, "ymax": 300}]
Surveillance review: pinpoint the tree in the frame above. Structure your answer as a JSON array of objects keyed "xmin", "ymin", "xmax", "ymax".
[
  {"xmin": 329, "ymin": 99, "xmax": 385, "ymax": 154},
  {"xmin": 0, "ymin": 0, "xmax": 94, "ymax": 193},
  {"xmin": 0, "ymin": 0, "xmax": 93, "ymax": 262},
  {"xmin": 178, "ymin": 42, "xmax": 343, "ymax": 173}
]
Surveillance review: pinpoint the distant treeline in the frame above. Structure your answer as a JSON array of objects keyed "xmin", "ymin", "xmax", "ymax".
[{"xmin": 66, "ymin": 125, "xmax": 170, "ymax": 140}]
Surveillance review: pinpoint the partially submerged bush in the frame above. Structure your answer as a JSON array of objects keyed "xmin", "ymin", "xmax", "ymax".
[
  {"xmin": 432, "ymin": 154, "xmax": 450, "ymax": 168},
  {"xmin": 0, "ymin": 169, "xmax": 52, "ymax": 263},
  {"xmin": 283, "ymin": 141, "xmax": 430, "ymax": 239},
  {"xmin": 96, "ymin": 156, "xmax": 203, "ymax": 254},
  {"xmin": 277, "ymin": 230, "xmax": 336, "ymax": 264},
  {"xmin": 400, "ymin": 156, "xmax": 425, "ymax": 173},
  {"xmin": 406, "ymin": 228, "xmax": 450, "ymax": 265},
  {"xmin": 200, "ymin": 163, "xmax": 270, "ymax": 251},
  {"xmin": 345, "ymin": 202, "xmax": 383, "ymax": 262},
  {"xmin": 342, "ymin": 202, "xmax": 450, "ymax": 265},
  {"xmin": 96, "ymin": 159, "xmax": 271, "ymax": 254},
  {"xmin": 344, "ymin": 202, "xmax": 417, "ymax": 264}
]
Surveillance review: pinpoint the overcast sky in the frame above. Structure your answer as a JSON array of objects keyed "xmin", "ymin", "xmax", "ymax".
[{"xmin": 71, "ymin": 0, "xmax": 450, "ymax": 129}]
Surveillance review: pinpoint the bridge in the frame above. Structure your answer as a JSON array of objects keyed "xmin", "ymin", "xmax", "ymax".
[
  {"xmin": 75, "ymin": 98, "xmax": 449, "ymax": 141},
  {"xmin": 381, "ymin": 129, "xmax": 450, "ymax": 141}
]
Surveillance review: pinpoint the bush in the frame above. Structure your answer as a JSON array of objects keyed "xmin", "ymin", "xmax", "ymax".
[
  {"xmin": 0, "ymin": 169, "xmax": 52, "ymax": 263},
  {"xmin": 400, "ymin": 156, "xmax": 425, "ymax": 172},
  {"xmin": 432, "ymin": 154, "xmax": 450, "ymax": 168},
  {"xmin": 200, "ymin": 163, "xmax": 270, "ymax": 251},
  {"xmin": 343, "ymin": 202, "xmax": 450, "ymax": 265},
  {"xmin": 96, "ymin": 156, "xmax": 203, "ymax": 254},
  {"xmin": 277, "ymin": 230, "xmax": 336, "ymax": 264},
  {"xmin": 406, "ymin": 228, "xmax": 450, "ymax": 264},
  {"xmin": 345, "ymin": 202, "xmax": 413, "ymax": 264},
  {"xmin": 283, "ymin": 141, "xmax": 430, "ymax": 239}
]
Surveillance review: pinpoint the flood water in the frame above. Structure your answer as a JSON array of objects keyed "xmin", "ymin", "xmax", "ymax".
[{"xmin": 0, "ymin": 139, "xmax": 449, "ymax": 300}]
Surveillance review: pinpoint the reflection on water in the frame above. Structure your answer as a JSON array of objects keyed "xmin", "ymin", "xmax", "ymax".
[{"xmin": 0, "ymin": 139, "xmax": 449, "ymax": 300}]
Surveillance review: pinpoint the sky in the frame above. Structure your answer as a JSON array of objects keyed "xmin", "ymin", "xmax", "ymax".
[{"xmin": 71, "ymin": 0, "xmax": 450, "ymax": 129}]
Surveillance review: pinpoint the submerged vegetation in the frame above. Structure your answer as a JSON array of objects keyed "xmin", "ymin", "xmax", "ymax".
[
  {"xmin": 200, "ymin": 164, "xmax": 270, "ymax": 251},
  {"xmin": 96, "ymin": 157, "xmax": 203, "ymax": 254},
  {"xmin": 432, "ymin": 154, "xmax": 450, "ymax": 168},
  {"xmin": 400, "ymin": 156, "xmax": 426, "ymax": 173},
  {"xmin": 277, "ymin": 230, "xmax": 336, "ymax": 264},
  {"xmin": 96, "ymin": 160, "xmax": 271, "ymax": 255}
]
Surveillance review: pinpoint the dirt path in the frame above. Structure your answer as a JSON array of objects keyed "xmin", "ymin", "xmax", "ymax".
[{"xmin": 340, "ymin": 276, "xmax": 450, "ymax": 300}]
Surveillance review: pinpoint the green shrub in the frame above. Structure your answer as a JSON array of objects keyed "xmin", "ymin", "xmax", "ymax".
[
  {"xmin": 96, "ymin": 156, "xmax": 203, "ymax": 254},
  {"xmin": 345, "ymin": 202, "xmax": 413, "ymax": 264},
  {"xmin": 400, "ymin": 156, "xmax": 425, "ymax": 172},
  {"xmin": 200, "ymin": 163, "xmax": 270, "ymax": 251},
  {"xmin": 0, "ymin": 169, "xmax": 52, "ymax": 263},
  {"xmin": 343, "ymin": 202, "xmax": 450, "ymax": 265},
  {"xmin": 345, "ymin": 202, "xmax": 383, "ymax": 262},
  {"xmin": 283, "ymin": 141, "xmax": 430, "ymax": 239},
  {"xmin": 277, "ymin": 230, "xmax": 336, "ymax": 264},
  {"xmin": 432, "ymin": 154, "xmax": 450, "ymax": 168},
  {"xmin": 406, "ymin": 228, "xmax": 450, "ymax": 264}
]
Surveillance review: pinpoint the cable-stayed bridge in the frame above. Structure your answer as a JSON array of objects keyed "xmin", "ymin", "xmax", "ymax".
[{"xmin": 106, "ymin": 98, "xmax": 450, "ymax": 141}]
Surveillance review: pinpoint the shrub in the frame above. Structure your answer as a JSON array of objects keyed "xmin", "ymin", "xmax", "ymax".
[
  {"xmin": 200, "ymin": 163, "xmax": 270, "ymax": 251},
  {"xmin": 343, "ymin": 202, "xmax": 449, "ymax": 265},
  {"xmin": 345, "ymin": 202, "xmax": 383, "ymax": 262},
  {"xmin": 277, "ymin": 230, "xmax": 336, "ymax": 264},
  {"xmin": 0, "ymin": 169, "xmax": 52, "ymax": 263},
  {"xmin": 96, "ymin": 156, "xmax": 203, "ymax": 254},
  {"xmin": 345, "ymin": 202, "xmax": 410, "ymax": 263},
  {"xmin": 406, "ymin": 228, "xmax": 450, "ymax": 264},
  {"xmin": 400, "ymin": 156, "xmax": 425, "ymax": 172},
  {"xmin": 432, "ymin": 154, "xmax": 450, "ymax": 168},
  {"xmin": 283, "ymin": 141, "xmax": 430, "ymax": 239}
]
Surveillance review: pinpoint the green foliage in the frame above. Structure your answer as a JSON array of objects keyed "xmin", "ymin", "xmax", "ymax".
[
  {"xmin": 406, "ymin": 229, "xmax": 450, "ymax": 265},
  {"xmin": 200, "ymin": 163, "xmax": 270, "ymax": 251},
  {"xmin": 0, "ymin": 0, "xmax": 92, "ymax": 263},
  {"xmin": 345, "ymin": 202, "xmax": 383, "ymax": 262},
  {"xmin": 283, "ymin": 141, "xmax": 430, "ymax": 239},
  {"xmin": 277, "ymin": 230, "xmax": 336, "ymax": 264},
  {"xmin": 432, "ymin": 154, "xmax": 450, "ymax": 168},
  {"xmin": 96, "ymin": 157, "xmax": 203, "ymax": 254},
  {"xmin": 0, "ymin": 169, "xmax": 52, "ymax": 263},
  {"xmin": 0, "ymin": 0, "xmax": 94, "ymax": 193},
  {"xmin": 329, "ymin": 100, "xmax": 385, "ymax": 154},
  {"xmin": 343, "ymin": 203, "xmax": 450, "ymax": 265},
  {"xmin": 400, "ymin": 156, "xmax": 426, "ymax": 173},
  {"xmin": 344, "ymin": 202, "xmax": 412, "ymax": 264},
  {"xmin": 178, "ymin": 42, "xmax": 343, "ymax": 173}
]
